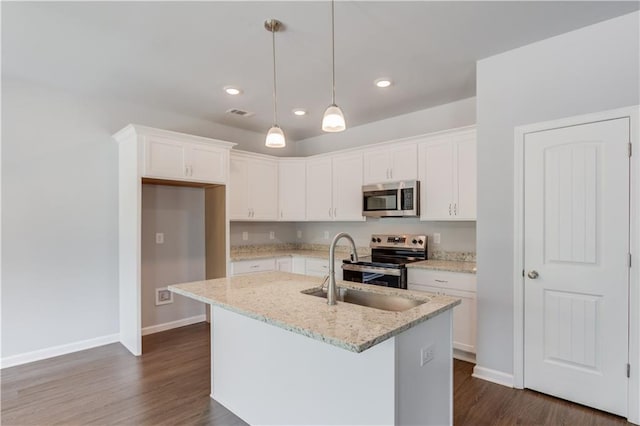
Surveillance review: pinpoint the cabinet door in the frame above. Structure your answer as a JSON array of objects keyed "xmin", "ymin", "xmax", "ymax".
[
  {"xmin": 278, "ymin": 160, "xmax": 306, "ymax": 221},
  {"xmin": 408, "ymin": 283, "xmax": 476, "ymax": 354},
  {"xmin": 363, "ymin": 149, "xmax": 391, "ymax": 184},
  {"xmin": 144, "ymin": 137, "xmax": 186, "ymax": 179},
  {"xmin": 454, "ymin": 135, "xmax": 477, "ymax": 220},
  {"xmin": 188, "ymin": 144, "xmax": 227, "ymax": 184},
  {"xmin": 419, "ymin": 139, "xmax": 454, "ymax": 220},
  {"xmin": 390, "ymin": 144, "xmax": 418, "ymax": 181},
  {"xmin": 229, "ymin": 156, "xmax": 250, "ymax": 220},
  {"xmin": 248, "ymin": 158, "xmax": 278, "ymax": 220},
  {"xmin": 306, "ymin": 158, "xmax": 333, "ymax": 221},
  {"xmin": 444, "ymin": 288, "xmax": 476, "ymax": 354},
  {"xmin": 276, "ymin": 257, "xmax": 292, "ymax": 272},
  {"xmin": 305, "ymin": 258, "xmax": 330, "ymax": 277},
  {"xmin": 332, "ymin": 153, "xmax": 365, "ymax": 221}
]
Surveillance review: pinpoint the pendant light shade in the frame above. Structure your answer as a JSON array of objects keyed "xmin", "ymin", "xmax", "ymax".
[
  {"xmin": 265, "ymin": 125, "xmax": 286, "ymax": 148},
  {"xmin": 322, "ymin": 104, "xmax": 346, "ymax": 132},
  {"xmin": 322, "ymin": 0, "xmax": 346, "ymax": 133},
  {"xmin": 264, "ymin": 19, "xmax": 286, "ymax": 148}
]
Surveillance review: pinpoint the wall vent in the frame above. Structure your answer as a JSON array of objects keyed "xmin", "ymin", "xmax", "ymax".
[{"xmin": 226, "ymin": 108, "xmax": 254, "ymax": 117}]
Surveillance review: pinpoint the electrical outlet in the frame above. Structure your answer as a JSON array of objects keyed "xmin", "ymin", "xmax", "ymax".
[
  {"xmin": 323, "ymin": 231, "xmax": 330, "ymax": 240},
  {"xmin": 297, "ymin": 230, "xmax": 302, "ymax": 239},
  {"xmin": 242, "ymin": 231, "xmax": 249, "ymax": 241},
  {"xmin": 433, "ymin": 233, "xmax": 441, "ymax": 244},
  {"xmin": 155, "ymin": 233, "xmax": 164, "ymax": 244},
  {"xmin": 420, "ymin": 344, "xmax": 435, "ymax": 366},
  {"xmin": 269, "ymin": 231, "xmax": 275, "ymax": 240}
]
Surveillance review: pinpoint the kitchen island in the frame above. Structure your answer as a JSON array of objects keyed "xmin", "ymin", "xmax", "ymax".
[{"xmin": 169, "ymin": 271, "xmax": 460, "ymax": 425}]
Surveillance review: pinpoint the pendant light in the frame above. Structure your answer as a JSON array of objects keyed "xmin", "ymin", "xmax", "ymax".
[
  {"xmin": 322, "ymin": 0, "xmax": 346, "ymax": 132},
  {"xmin": 265, "ymin": 19, "xmax": 286, "ymax": 148}
]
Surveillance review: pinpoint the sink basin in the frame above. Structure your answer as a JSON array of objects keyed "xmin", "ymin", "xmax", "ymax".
[{"xmin": 302, "ymin": 287, "xmax": 426, "ymax": 312}]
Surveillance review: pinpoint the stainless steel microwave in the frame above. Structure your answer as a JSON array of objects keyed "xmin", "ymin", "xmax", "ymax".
[{"xmin": 362, "ymin": 180, "xmax": 420, "ymax": 218}]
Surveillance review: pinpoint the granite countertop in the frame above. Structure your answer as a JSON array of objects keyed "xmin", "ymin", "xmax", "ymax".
[
  {"xmin": 230, "ymin": 249, "xmax": 336, "ymax": 262},
  {"xmin": 169, "ymin": 271, "xmax": 460, "ymax": 353},
  {"xmin": 407, "ymin": 259, "xmax": 477, "ymax": 274}
]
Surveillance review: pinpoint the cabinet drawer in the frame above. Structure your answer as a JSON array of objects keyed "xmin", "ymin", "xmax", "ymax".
[
  {"xmin": 231, "ymin": 258, "xmax": 276, "ymax": 275},
  {"xmin": 408, "ymin": 269, "xmax": 476, "ymax": 292}
]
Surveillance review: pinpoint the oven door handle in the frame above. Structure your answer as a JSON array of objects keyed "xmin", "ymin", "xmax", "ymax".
[{"xmin": 341, "ymin": 264, "xmax": 402, "ymax": 277}]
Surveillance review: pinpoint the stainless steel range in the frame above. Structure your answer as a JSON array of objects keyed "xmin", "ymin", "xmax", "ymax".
[{"xmin": 342, "ymin": 234, "xmax": 427, "ymax": 289}]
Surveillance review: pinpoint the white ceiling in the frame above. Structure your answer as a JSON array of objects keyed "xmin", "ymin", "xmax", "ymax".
[{"xmin": 3, "ymin": 1, "xmax": 638, "ymax": 141}]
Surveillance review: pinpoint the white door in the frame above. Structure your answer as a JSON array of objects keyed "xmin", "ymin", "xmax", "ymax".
[
  {"xmin": 144, "ymin": 137, "xmax": 186, "ymax": 180},
  {"xmin": 248, "ymin": 159, "xmax": 278, "ymax": 220},
  {"xmin": 279, "ymin": 160, "xmax": 306, "ymax": 221},
  {"xmin": 229, "ymin": 156, "xmax": 250, "ymax": 219},
  {"xmin": 455, "ymin": 134, "xmax": 477, "ymax": 220},
  {"xmin": 188, "ymin": 144, "xmax": 226, "ymax": 184},
  {"xmin": 306, "ymin": 158, "xmax": 333, "ymax": 221},
  {"xmin": 524, "ymin": 118, "xmax": 629, "ymax": 416},
  {"xmin": 419, "ymin": 139, "xmax": 454, "ymax": 220},
  {"xmin": 332, "ymin": 153, "xmax": 364, "ymax": 221},
  {"xmin": 390, "ymin": 144, "xmax": 418, "ymax": 182},
  {"xmin": 363, "ymin": 148, "xmax": 391, "ymax": 184}
]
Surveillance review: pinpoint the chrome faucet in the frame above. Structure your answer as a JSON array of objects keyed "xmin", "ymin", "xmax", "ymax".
[{"xmin": 327, "ymin": 232, "xmax": 359, "ymax": 305}]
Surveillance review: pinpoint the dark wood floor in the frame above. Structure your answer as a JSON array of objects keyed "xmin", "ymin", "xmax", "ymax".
[{"xmin": 2, "ymin": 323, "xmax": 629, "ymax": 425}]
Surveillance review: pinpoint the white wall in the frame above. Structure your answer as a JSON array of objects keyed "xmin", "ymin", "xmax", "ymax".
[
  {"xmin": 230, "ymin": 222, "xmax": 299, "ymax": 247},
  {"xmin": 141, "ymin": 185, "xmax": 205, "ymax": 329},
  {"xmin": 298, "ymin": 220, "xmax": 476, "ymax": 254},
  {"xmin": 475, "ymin": 12, "xmax": 640, "ymax": 376},
  {"xmin": 0, "ymin": 78, "xmax": 267, "ymax": 359},
  {"xmin": 295, "ymin": 97, "xmax": 476, "ymax": 156}
]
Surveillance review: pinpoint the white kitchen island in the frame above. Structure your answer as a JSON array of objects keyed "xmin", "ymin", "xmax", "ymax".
[{"xmin": 169, "ymin": 271, "xmax": 459, "ymax": 425}]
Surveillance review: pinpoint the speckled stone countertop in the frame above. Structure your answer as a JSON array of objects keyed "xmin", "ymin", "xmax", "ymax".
[
  {"xmin": 169, "ymin": 271, "xmax": 460, "ymax": 353},
  {"xmin": 231, "ymin": 249, "xmax": 335, "ymax": 261},
  {"xmin": 407, "ymin": 259, "xmax": 477, "ymax": 274}
]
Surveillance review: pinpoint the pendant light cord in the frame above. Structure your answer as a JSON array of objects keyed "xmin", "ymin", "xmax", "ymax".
[
  {"xmin": 271, "ymin": 23, "xmax": 278, "ymax": 125},
  {"xmin": 331, "ymin": 0, "xmax": 336, "ymax": 105}
]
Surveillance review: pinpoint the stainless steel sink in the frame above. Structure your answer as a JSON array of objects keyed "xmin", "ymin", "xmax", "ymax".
[{"xmin": 303, "ymin": 287, "xmax": 426, "ymax": 312}]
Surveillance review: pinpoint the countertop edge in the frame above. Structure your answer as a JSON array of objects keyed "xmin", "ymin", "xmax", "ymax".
[{"xmin": 169, "ymin": 283, "xmax": 461, "ymax": 353}]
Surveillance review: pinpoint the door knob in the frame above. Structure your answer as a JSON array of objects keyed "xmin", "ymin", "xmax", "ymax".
[{"xmin": 527, "ymin": 270, "xmax": 539, "ymax": 279}]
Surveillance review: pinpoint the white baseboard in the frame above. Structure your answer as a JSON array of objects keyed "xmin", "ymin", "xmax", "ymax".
[
  {"xmin": 1, "ymin": 333, "xmax": 119, "ymax": 369},
  {"xmin": 141, "ymin": 314, "xmax": 206, "ymax": 336},
  {"xmin": 472, "ymin": 365, "xmax": 514, "ymax": 388},
  {"xmin": 453, "ymin": 349, "xmax": 476, "ymax": 364}
]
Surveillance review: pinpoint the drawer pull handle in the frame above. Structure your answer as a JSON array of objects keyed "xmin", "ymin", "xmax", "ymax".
[{"xmin": 435, "ymin": 279, "xmax": 448, "ymax": 283}]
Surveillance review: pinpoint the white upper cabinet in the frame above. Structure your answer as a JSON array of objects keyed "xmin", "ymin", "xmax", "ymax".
[
  {"xmin": 229, "ymin": 152, "xmax": 278, "ymax": 221},
  {"xmin": 306, "ymin": 153, "xmax": 365, "ymax": 222},
  {"xmin": 278, "ymin": 159, "xmax": 306, "ymax": 221},
  {"xmin": 306, "ymin": 157, "xmax": 333, "ymax": 221},
  {"xmin": 418, "ymin": 128, "xmax": 476, "ymax": 221},
  {"xmin": 143, "ymin": 134, "xmax": 230, "ymax": 184},
  {"xmin": 363, "ymin": 143, "xmax": 418, "ymax": 184},
  {"xmin": 332, "ymin": 152, "xmax": 364, "ymax": 221}
]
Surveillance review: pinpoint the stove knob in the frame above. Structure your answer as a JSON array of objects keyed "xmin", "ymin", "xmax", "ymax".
[
  {"xmin": 376, "ymin": 238, "xmax": 382, "ymax": 243},
  {"xmin": 371, "ymin": 237, "xmax": 376, "ymax": 243},
  {"xmin": 412, "ymin": 239, "xmax": 418, "ymax": 244},
  {"xmin": 418, "ymin": 239, "xmax": 424, "ymax": 245}
]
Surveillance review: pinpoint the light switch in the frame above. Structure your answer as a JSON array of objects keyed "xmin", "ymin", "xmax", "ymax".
[
  {"xmin": 242, "ymin": 231, "xmax": 249, "ymax": 241},
  {"xmin": 269, "ymin": 231, "xmax": 275, "ymax": 240},
  {"xmin": 155, "ymin": 233, "xmax": 164, "ymax": 244},
  {"xmin": 433, "ymin": 233, "xmax": 441, "ymax": 244},
  {"xmin": 323, "ymin": 231, "xmax": 330, "ymax": 240}
]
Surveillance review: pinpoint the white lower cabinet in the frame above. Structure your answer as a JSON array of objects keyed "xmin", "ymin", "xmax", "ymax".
[
  {"xmin": 408, "ymin": 269, "xmax": 476, "ymax": 356},
  {"xmin": 231, "ymin": 256, "xmax": 341, "ymax": 279},
  {"xmin": 276, "ymin": 257, "xmax": 292, "ymax": 273}
]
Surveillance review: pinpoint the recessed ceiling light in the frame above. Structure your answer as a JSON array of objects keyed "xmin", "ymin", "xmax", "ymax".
[
  {"xmin": 374, "ymin": 78, "xmax": 392, "ymax": 88},
  {"xmin": 224, "ymin": 86, "xmax": 242, "ymax": 95},
  {"xmin": 292, "ymin": 109, "xmax": 307, "ymax": 116}
]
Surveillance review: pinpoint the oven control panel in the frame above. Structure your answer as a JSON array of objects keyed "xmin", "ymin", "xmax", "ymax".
[{"xmin": 370, "ymin": 234, "xmax": 426, "ymax": 249}]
